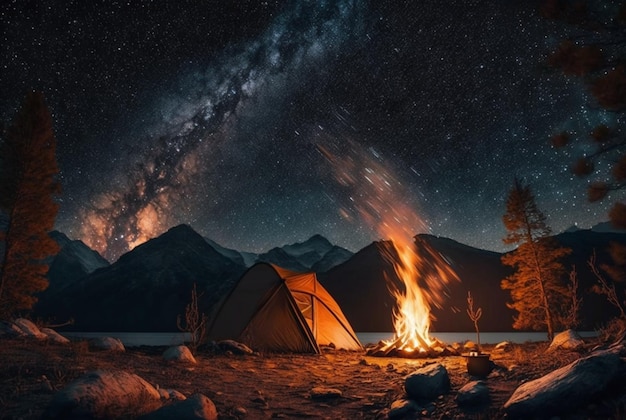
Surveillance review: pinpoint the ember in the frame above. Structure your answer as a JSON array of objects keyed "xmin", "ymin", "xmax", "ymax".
[{"xmin": 366, "ymin": 336, "xmax": 459, "ymax": 358}]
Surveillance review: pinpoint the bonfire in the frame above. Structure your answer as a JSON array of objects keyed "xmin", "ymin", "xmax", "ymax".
[{"xmin": 368, "ymin": 234, "xmax": 459, "ymax": 358}]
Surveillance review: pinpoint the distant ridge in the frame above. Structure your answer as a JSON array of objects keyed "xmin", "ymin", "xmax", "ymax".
[{"xmin": 35, "ymin": 224, "xmax": 626, "ymax": 333}]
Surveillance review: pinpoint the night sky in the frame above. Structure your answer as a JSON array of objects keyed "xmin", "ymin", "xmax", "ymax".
[{"xmin": 2, "ymin": 0, "xmax": 621, "ymax": 262}]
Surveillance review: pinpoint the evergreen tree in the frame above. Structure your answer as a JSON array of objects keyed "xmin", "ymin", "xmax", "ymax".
[
  {"xmin": 501, "ymin": 179, "xmax": 571, "ymax": 341},
  {"xmin": 0, "ymin": 91, "xmax": 61, "ymax": 319}
]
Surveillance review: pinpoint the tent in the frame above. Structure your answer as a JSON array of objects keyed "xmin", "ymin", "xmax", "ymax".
[{"xmin": 207, "ymin": 263, "xmax": 362, "ymax": 353}]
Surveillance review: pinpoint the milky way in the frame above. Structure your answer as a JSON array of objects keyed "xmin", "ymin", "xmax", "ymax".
[{"xmin": 2, "ymin": 0, "xmax": 622, "ymax": 261}]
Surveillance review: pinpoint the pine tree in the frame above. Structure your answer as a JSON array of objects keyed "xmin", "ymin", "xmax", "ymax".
[
  {"xmin": 501, "ymin": 179, "xmax": 571, "ymax": 341},
  {"xmin": 0, "ymin": 91, "xmax": 61, "ymax": 319}
]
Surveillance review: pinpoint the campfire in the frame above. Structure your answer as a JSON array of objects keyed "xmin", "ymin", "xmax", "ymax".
[{"xmin": 367, "ymin": 234, "xmax": 460, "ymax": 358}]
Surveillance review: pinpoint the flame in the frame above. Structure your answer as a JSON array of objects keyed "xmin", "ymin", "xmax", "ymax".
[
  {"xmin": 384, "ymin": 238, "xmax": 433, "ymax": 352},
  {"xmin": 380, "ymin": 234, "xmax": 459, "ymax": 353},
  {"xmin": 317, "ymin": 135, "xmax": 459, "ymax": 354}
]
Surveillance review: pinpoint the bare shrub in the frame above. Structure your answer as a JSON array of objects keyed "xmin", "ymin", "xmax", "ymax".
[{"xmin": 177, "ymin": 282, "xmax": 207, "ymax": 354}]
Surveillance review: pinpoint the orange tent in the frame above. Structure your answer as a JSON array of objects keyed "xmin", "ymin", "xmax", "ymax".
[{"xmin": 207, "ymin": 263, "xmax": 362, "ymax": 353}]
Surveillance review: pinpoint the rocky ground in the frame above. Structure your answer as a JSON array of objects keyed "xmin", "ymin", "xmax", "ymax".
[{"xmin": 1, "ymin": 336, "xmax": 625, "ymax": 419}]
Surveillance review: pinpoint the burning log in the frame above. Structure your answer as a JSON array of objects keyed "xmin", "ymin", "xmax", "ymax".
[{"xmin": 366, "ymin": 338, "xmax": 459, "ymax": 359}]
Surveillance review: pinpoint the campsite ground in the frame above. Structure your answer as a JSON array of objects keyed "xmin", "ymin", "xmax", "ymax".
[{"xmin": 1, "ymin": 337, "xmax": 625, "ymax": 419}]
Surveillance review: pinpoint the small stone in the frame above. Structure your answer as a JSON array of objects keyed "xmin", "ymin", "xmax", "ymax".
[
  {"xmin": 456, "ymin": 380, "xmax": 489, "ymax": 406},
  {"xmin": 310, "ymin": 387, "xmax": 342, "ymax": 399},
  {"xmin": 139, "ymin": 393, "xmax": 218, "ymax": 420},
  {"xmin": 548, "ymin": 330, "xmax": 584, "ymax": 352},
  {"xmin": 495, "ymin": 341, "xmax": 511, "ymax": 352},
  {"xmin": 404, "ymin": 363, "xmax": 450, "ymax": 401},
  {"xmin": 163, "ymin": 345, "xmax": 196, "ymax": 364},
  {"xmin": 388, "ymin": 399, "xmax": 419, "ymax": 419},
  {"xmin": 14, "ymin": 318, "xmax": 47, "ymax": 339},
  {"xmin": 40, "ymin": 328, "xmax": 70, "ymax": 344},
  {"xmin": 463, "ymin": 341, "xmax": 477, "ymax": 351},
  {"xmin": 90, "ymin": 336, "xmax": 125, "ymax": 352},
  {"xmin": 217, "ymin": 340, "xmax": 254, "ymax": 355}
]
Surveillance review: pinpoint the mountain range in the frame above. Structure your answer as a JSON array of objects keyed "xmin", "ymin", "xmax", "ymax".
[{"xmin": 34, "ymin": 224, "xmax": 626, "ymax": 333}]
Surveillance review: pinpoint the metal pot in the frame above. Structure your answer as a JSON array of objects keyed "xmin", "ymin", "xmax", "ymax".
[{"xmin": 464, "ymin": 353, "xmax": 491, "ymax": 378}]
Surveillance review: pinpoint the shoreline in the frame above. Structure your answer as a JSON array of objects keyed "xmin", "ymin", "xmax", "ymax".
[{"xmin": 58, "ymin": 330, "xmax": 600, "ymax": 347}]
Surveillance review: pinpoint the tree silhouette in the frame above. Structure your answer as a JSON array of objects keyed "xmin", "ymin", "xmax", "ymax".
[
  {"xmin": 0, "ymin": 91, "xmax": 61, "ymax": 319},
  {"xmin": 542, "ymin": 1, "xmax": 626, "ymax": 227},
  {"xmin": 501, "ymin": 178, "xmax": 571, "ymax": 341}
]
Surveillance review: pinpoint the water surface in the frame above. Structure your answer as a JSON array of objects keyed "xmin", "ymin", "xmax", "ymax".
[{"xmin": 64, "ymin": 331, "xmax": 598, "ymax": 347}]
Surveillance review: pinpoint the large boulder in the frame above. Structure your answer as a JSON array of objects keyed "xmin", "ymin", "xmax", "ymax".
[
  {"xmin": 503, "ymin": 349, "xmax": 626, "ymax": 418},
  {"xmin": 42, "ymin": 370, "xmax": 161, "ymax": 419},
  {"xmin": 404, "ymin": 363, "xmax": 450, "ymax": 400},
  {"xmin": 139, "ymin": 393, "xmax": 218, "ymax": 420}
]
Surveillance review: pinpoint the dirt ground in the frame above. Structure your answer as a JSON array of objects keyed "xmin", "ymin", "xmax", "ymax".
[{"xmin": 0, "ymin": 337, "xmax": 625, "ymax": 419}]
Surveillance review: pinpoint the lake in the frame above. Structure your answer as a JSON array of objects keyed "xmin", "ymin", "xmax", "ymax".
[{"xmin": 64, "ymin": 331, "xmax": 598, "ymax": 347}]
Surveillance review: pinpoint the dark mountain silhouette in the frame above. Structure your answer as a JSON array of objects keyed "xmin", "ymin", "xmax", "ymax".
[
  {"xmin": 47, "ymin": 231, "xmax": 110, "ymax": 288},
  {"xmin": 319, "ymin": 235, "xmax": 513, "ymax": 332},
  {"xmin": 36, "ymin": 225, "xmax": 246, "ymax": 331},
  {"xmin": 254, "ymin": 234, "xmax": 353, "ymax": 271},
  {"xmin": 35, "ymin": 231, "xmax": 110, "ymax": 323},
  {"xmin": 321, "ymin": 230, "xmax": 626, "ymax": 333},
  {"xmin": 35, "ymin": 224, "xmax": 626, "ymax": 333}
]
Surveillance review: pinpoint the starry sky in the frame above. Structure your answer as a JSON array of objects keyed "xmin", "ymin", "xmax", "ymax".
[{"xmin": 2, "ymin": 0, "xmax": 622, "ymax": 262}]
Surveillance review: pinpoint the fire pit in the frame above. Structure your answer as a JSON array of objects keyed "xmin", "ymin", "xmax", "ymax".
[{"xmin": 366, "ymin": 337, "xmax": 460, "ymax": 358}]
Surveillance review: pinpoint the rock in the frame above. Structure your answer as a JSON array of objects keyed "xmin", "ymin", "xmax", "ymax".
[
  {"xmin": 310, "ymin": 386, "xmax": 342, "ymax": 399},
  {"xmin": 163, "ymin": 345, "xmax": 196, "ymax": 364},
  {"xmin": 503, "ymin": 349, "xmax": 625, "ymax": 418},
  {"xmin": 158, "ymin": 387, "xmax": 187, "ymax": 400},
  {"xmin": 139, "ymin": 393, "xmax": 218, "ymax": 420},
  {"xmin": 166, "ymin": 389, "xmax": 187, "ymax": 401},
  {"xmin": 40, "ymin": 328, "xmax": 70, "ymax": 344},
  {"xmin": 217, "ymin": 339, "xmax": 254, "ymax": 355},
  {"xmin": 456, "ymin": 380, "xmax": 489, "ymax": 406},
  {"xmin": 42, "ymin": 370, "xmax": 161, "ymax": 419},
  {"xmin": 234, "ymin": 406, "xmax": 247, "ymax": 416},
  {"xmin": 90, "ymin": 336, "xmax": 125, "ymax": 352},
  {"xmin": 463, "ymin": 341, "xmax": 478, "ymax": 351},
  {"xmin": 14, "ymin": 318, "xmax": 47, "ymax": 339},
  {"xmin": 0, "ymin": 320, "xmax": 24, "ymax": 337},
  {"xmin": 389, "ymin": 398, "xmax": 420, "ymax": 419},
  {"xmin": 404, "ymin": 363, "xmax": 450, "ymax": 400},
  {"xmin": 494, "ymin": 341, "xmax": 511, "ymax": 352},
  {"xmin": 548, "ymin": 329, "xmax": 584, "ymax": 352}
]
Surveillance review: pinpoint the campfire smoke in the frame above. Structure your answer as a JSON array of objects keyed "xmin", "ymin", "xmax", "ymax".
[{"xmin": 318, "ymin": 137, "xmax": 459, "ymax": 357}]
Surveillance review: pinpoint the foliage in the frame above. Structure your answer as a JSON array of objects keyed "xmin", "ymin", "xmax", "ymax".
[
  {"xmin": 542, "ymin": 1, "xmax": 626, "ymax": 228},
  {"xmin": 501, "ymin": 179, "xmax": 572, "ymax": 341},
  {"xmin": 560, "ymin": 265, "xmax": 582, "ymax": 329},
  {"xmin": 466, "ymin": 291, "xmax": 482, "ymax": 352},
  {"xmin": 588, "ymin": 249, "xmax": 626, "ymax": 320},
  {"xmin": 0, "ymin": 92, "xmax": 61, "ymax": 319},
  {"xmin": 177, "ymin": 282, "xmax": 207, "ymax": 354},
  {"xmin": 596, "ymin": 316, "xmax": 626, "ymax": 343}
]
